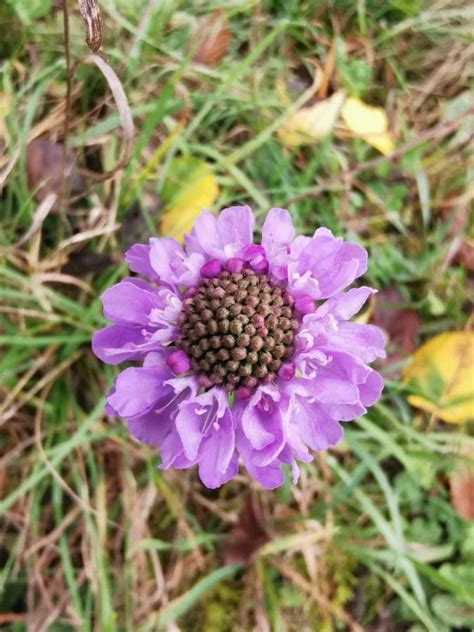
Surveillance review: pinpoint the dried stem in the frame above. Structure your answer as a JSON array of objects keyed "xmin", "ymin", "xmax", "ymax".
[{"xmin": 60, "ymin": 0, "xmax": 73, "ymax": 225}]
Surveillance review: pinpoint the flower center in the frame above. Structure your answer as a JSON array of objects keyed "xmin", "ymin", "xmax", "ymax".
[{"xmin": 178, "ymin": 269, "xmax": 300, "ymax": 391}]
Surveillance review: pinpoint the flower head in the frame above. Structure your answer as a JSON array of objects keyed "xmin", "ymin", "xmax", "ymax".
[{"xmin": 93, "ymin": 206, "xmax": 385, "ymax": 489}]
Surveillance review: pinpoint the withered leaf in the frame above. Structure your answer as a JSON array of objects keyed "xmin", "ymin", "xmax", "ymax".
[
  {"xmin": 26, "ymin": 139, "xmax": 84, "ymax": 202},
  {"xmin": 450, "ymin": 469, "xmax": 474, "ymax": 521},
  {"xmin": 62, "ymin": 249, "xmax": 112, "ymax": 277},
  {"xmin": 192, "ymin": 10, "xmax": 230, "ymax": 66},
  {"xmin": 222, "ymin": 497, "xmax": 269, "ymax": 565},
  {"xmin": 370, "ymin": 287, "xmax": 420, "ymax": 375},
  {"xmin": 456, "ymin": 241, "xmax": 474, "ymax": 272},
  {"xmin": 77, "ymin": 0, "xmax": 103, "ymax": 52}
]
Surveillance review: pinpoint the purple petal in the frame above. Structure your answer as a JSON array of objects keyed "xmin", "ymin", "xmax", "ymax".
[
  {"xmin": 190, "ymin": 206, "xmax": 255, "ymax": 260},
  {"xmin": 308, "ymin": 348, "xmax": 368, "ymax": 381},
  {"xmin": 149, "ymin": 237, "xmax": 203, "ymax": 286},
  {"xmin": 127, "ymin": 409, "xmax": 173, "ymax": 446},
  {"xmin": 175, "ymin": 388, "xmax": 230, "ymax": 462},
  {"xmin": 293, "ymin": 373, "xmax": 359, "ymax": 405},
  {"xmin": 235, "ymin": 427, "xmax": 285, "ymax": 489},
  {"xmin": 241, "ymin": 244, "xmax": 268, "ymax": 273},
  {"xmin": 262, "ymin": 208, "xmax": 295, "ymax": 255},
  {"xmin": 125, "ymin": 243, "xmax": 157, "ymax": 280},
  {"xmin": 198, "ymin": 452, "xmax": 239, "ymax": 489},
  {"xmin": 175, "ymin": 405, "xmax": 204, "ymax": 460},
  {"xmin": 328, "ymin": 322, "xmax": 386, "ymax": 363},
  {"xmin": 217, "ymin": 205, "xmax": 255, "ymax": 257},
  {"xmin": 284, "ymin": 382, "xmax": 344, "ymax": 451},
  {"xmin": 241, "ymin": 386, "xmax": 279, "ymax": 449},
  {"xmin": 143, "ymin": 351, "xmax": 169, "ymax": 369},
  {"xmin": 358, "ymin": 369, "xmax": 384, "ymax": 406},
  {"xmin": 159, "ymin": 431, "xmax": 193, "ymax": 469},
  {"xmin": 101, "ymin": 281, "xmax": 156, "ymax": 325},
  {"xmin": 288, "ymin": 231, "xmax": 368, "ymax": 300},
  {"xmin": 198, "ymin": 410, "xmax": 236, "ymax": 488},
  {"xmin": 108, "ymin": 367, "xmax": 171, "ymax": 419},
  {"xmin": 149, "ymin": 238, "xmax": 181, "ymax": 284},
  {"xmin": 261, "ymin": 208, "xmax": 296, "ymax": 281},
  {"xmin": 325, "ymin": 401, "xmax": 366, "ymax": 421},
  {"xmin": 296, "ymin": 401, "xmax": 343, "ymax": 451},
  {"xmin": 92, "ymin": 325, "xmax": 158, "ymax": 365},
  {"xmin": 315, "ymin": 287, "xmax": 375, "ymax": 321},
  {"xmin": 241, "ymin": 385, "xmax": 288, "ymax": 465}
]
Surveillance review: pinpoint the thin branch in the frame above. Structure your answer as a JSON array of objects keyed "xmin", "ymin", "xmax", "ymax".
[{"xmin": 60, "ymin": 0, "xmax": 73, "ymax": 222}]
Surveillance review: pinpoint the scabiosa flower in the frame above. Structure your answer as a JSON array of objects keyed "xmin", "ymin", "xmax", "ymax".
[{"xmin": 93, "ymin": 206, "xmax": 385, "ymax": 489}]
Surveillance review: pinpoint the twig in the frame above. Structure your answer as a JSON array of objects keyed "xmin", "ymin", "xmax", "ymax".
[
  {"xmin": 61, "ymin": 0, "xmax": 73, "ymax": 222},
  {"xmin": 74, "ymin": 54, "xmax": 135, "ymax": 181}
]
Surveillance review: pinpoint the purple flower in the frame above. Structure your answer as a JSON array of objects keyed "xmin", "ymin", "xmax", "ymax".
[{"xmin": 93, "ymin": 206, "xmax": 385, "ymax": 489}]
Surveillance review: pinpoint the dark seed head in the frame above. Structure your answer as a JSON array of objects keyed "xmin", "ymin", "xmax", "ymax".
[
  {"xmin": 237, "ymin": 333, "xmax": 251, "ymax": 348},
  {"xmin": 231, "ymin": 346, "xmax": 247, "ymax": 361},
  {"xmin": 177, "ymin": 270, "xmax": 301, "ymax": 391},
  {"xmin": 218, "ymin": 319, "xmax": 230, "ymax": 334}
]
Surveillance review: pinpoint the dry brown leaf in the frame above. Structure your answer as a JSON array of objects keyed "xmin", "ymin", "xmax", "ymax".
[
  {"xmin": 26, "ymin": 139, "xmax": 83, "ymax": 202},
  {"xmin": 450, "ymin": 449, "xmax": 474, "ymax": 520},
  {"xmin": 192, "ymin": 10, "xmax": 230, "ymax": 66},
  {"xmin": 62, "ymin": 249, "xmax": 112, "ymax": 277},
  {"xmin": 456, "ymin": 241, "xmax": 474, "ymax": 271},
  {"xmin": 77, "ymin": 0, "xmax": 103, "ymax": 52},
  {"xmin": 370, "ymin": 287, "xmax": 420, "ymax": 376},
  {"xmin": 222, "ymin": 497, "xmax": 269, "ymax": 564}
]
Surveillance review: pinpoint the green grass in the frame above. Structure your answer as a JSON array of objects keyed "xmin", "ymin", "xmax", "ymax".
[{"xmin": 1, "ymin": 1, "xmax": 473, "ymax": 630}]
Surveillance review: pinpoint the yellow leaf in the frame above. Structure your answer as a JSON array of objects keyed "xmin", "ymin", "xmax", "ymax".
[
  {"xmin": 402, "ymin": 331, "xmax": 474, "ymax": 424},
  {"xmin": 160, "ymin": 157, "xmax": 219, "ymax": 241},
  {"xmin": 341, "ymin": 96, "xmax": 395, "ymax": 155},
  {"xmin": 277, "ymin": 91, "xmax": 345, "ymax": 147}
]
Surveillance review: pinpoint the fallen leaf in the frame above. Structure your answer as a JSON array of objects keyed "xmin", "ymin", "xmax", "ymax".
[
  {"xmin": 341, "ymin": 96, "xmax": 395, "ymax": 155},
  {"xmin": 62, "ymin": 250, "xmax": 113, "ymax": 277},
  {"xmin": 450, "ymin": 451, "xmax": 474, "ymax": 520},
  {"xmin": 370, "ymin": 287, "xmax": 420, "ymax": 377},
  {"xmin": 457, "ymin": 241, "xmax": 474, "ymax": 272},
  {"xmin": 402, "ymin": 331, "xmax": 474, "ymax": 424},
  {"xmin": 222, "ymin": 497, "xmax": 269, "ymax": 565},
  {"xmin": 26, "ymin": 139, "xmax": 84, "ymax": 202},
  {"xmin": 277, "ymin": 91, "xmax": 346, "ymax": 147},
  {"xmin": 160, "ymin": 157, "xmax": 219, "ymax": 241},
  {"xmin": 192, "ymin": 10, "xmax": 230, "ymax": 66}
]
